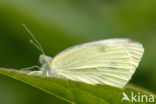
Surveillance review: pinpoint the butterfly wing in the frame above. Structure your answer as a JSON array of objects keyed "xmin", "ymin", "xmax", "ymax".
[{"xmin": 51, "ymin": 38, "xmax": 144, "ymax": 88}]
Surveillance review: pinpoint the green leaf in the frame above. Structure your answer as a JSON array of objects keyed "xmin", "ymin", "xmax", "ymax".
[{"xmin": 0, "ymin": 68, "xmax": 155, "ymax": 104}]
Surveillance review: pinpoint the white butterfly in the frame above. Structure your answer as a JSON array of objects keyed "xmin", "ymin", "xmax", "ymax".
[{"xmin": 23, "ymin": 24, "xmax": 144, "ymax": 88}]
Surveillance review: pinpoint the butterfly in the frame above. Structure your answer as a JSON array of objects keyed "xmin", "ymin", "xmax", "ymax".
[{"xmin": 22, "ymin": 24, "xmax": 144, "ymax": 88}]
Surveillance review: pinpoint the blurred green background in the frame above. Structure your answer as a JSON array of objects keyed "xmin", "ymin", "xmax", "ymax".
[{"xmin": 0, "ymin": 0, "xmax": 156, "ymax": 104}]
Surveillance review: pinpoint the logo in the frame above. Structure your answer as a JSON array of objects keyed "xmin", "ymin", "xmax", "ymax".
[{"xmin": 121, "ymin": 92, "xmax": 155, "ymax": 102}]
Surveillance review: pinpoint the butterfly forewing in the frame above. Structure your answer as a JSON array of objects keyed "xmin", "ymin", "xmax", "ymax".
[{"xmin": 51, "ymin": 39, "xmax": 144, "ymax": 88}]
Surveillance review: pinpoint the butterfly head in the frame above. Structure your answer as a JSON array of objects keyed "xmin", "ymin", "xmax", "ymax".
[{"xmin": 39, "ymin": 54, "xmax": 52, "ymax": 65}]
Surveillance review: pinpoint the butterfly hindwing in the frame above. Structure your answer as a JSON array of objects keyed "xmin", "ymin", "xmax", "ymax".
[{"xmin": 51, "ymin": 39, "xmax": 144, "ymax": 88}]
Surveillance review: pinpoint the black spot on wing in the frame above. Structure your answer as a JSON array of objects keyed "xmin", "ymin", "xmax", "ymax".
[
  {"xmin": 110, "ymin": 62, "xmax": 118, "ymax": 70},
  {"xmin": 111, "ymin": 62, "xmax": 117, "ymax": 66},
  {"xmin": 99, "ymin": 46, "xmax": 106, "ymax": 52}
]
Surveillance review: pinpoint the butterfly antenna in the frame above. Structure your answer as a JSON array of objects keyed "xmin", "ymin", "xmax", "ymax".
[{"xmin": 22, "ymin": 24, "xmax": 45, "ymax": 54}]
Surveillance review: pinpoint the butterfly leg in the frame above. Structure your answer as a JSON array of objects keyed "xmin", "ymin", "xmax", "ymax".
[
  {"xmin": 40, "ymin": 65, "xmax": 51, "ymax": 77},
  {"xmin": 27, "ymin": 70, "xmax": 43, "ymax": 76},
  {"xmin": 25, "ymin": 63, "xmax": 52, "ymax": 77},
  {"xmin": 20, "ymin": 66, "xmax": 40, "ymax": 70}
]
